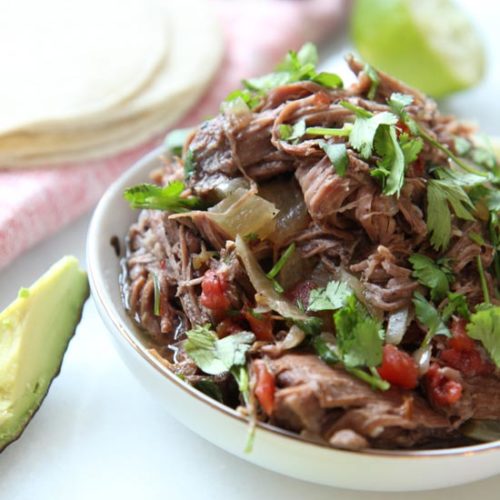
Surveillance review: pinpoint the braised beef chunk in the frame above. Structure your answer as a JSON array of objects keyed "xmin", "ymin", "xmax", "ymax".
[
  {"xmin": 268, "ymin": 354, "xmax": 456, "ymax": 450},
  {"xmin": 122, "ymin": 45, "xmax": 500, "ymax": 452}
]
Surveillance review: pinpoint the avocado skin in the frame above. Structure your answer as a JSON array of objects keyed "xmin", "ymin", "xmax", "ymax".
[{"xmin": 0, "ymin": 257, "xmax": 90, "ymax": 452}]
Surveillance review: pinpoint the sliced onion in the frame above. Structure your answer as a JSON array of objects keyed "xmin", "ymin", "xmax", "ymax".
[
  {"xmin": 235, "ymin": 235, "xmax": 309, "ymax": 322},
  {"xmin": 208, "ymin": 188, "xmax": 278, "ymax": 240},
  {"xmin": 258, "ymin": 177, "xmax": 310, "ymax": 246},
  {"xmin": 213, "ymin": 177, "xmax": 249, "ymax": 200},
  {"xmin": 461, "ymin": 420, "xmax": 500, "ymax": 442},
  {"xmin": 280, "ymin": 325, "xmax": 306, "ymax": 350},
  {"xmin": 386, "ymin": 308, "xmax": 411, "ymax": 345},
  {"xmin": 413, "ymin": 345, "xmax": 432, "ymax": 375},
  {"xmin": 174, "ymin": 188, "xmax": 278, "ymax": 241}
]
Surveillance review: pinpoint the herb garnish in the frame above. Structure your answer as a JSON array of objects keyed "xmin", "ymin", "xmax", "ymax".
[
  {"xmin": 409, "ymin": 254, "xmax": 453, "ymax": 301},
  {"xmin": 124, "ymin": 181, "xmax": 201, "ymax": 212},
  {"xmin": 183, "ymin": 324, "xmax": 255, "ymax": 376},
  {"xmin": 467, "ymin": 306, "xmax": 500, "ymax": 367},
  {"xmin": 321, "ymin": 143, "xmax": 349, "ymax": 176},
  {"xmin": 412, "ymin": 292, "xmax": 450, "ymax": 345},
  {"xmin": 307, "ymin": 280, "xmax": 351, "ymax": 312},
  {"xmin": 266, "ymin": 243, "xmax": 296, "ymax": 293}
]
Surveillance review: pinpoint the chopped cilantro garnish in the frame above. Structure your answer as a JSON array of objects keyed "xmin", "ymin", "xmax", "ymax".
[
  {"xmin": 311, "ymin": 72, "xmax": 343, "ymax": 89},
  {"xmin": 242, "ymin": 43, "xmax": 343, "ymax": 93},
  {"xmin": 123, "ymin": 181, "xmax": 201, "ymax": 212},
  {"xmin": 222, "ymin": 89, "xmax": 262, "ymax": 111},
  {"xmin": 467, "ymin": 306, "xmax": 500, "ymax": 367},
  {"xmin": 321, "ymin": 143, "xmax": 349, "ymax": 176},
  {"xmin": 308, "ymin": 280, "xmax": 351, "ymax": 312},
  {"xmin": 412, "ymin": 292, "xmax": 450, "ymax": 341},
  {"xmin": 279, "ymin": 119, "xmax": 306, "ymax": 142},
  {"xmin": 364, "ymin": 64, "xmax": 380, "ymax": 100},
  {"xmin": 184, "ymin": 325, "xmax": 254, "ymax": 376},
  {"xmin": 183, "ymin": 149, "xmax": 196, "ymax": 178},
  {"xmin": 426, "ymin": 178, "xmax": 475, "ymax": 251},
  {"xmin": 305, "ymin": 124, "xmax": 352, "ymax": 137},
  {"xmin": 476, "ymin": 255, "xmax": 491, "ymax": 304},
  {"xmin": 312, "ymin": 336, "xmax": 340, "ymax": 364},
  {"xmin": 409, "ymin": 254, "xmax": 453, "ymax": 301},
  {"xmin": 334, "ymin": 295, "xmax": 384, "ymax": 369},
  {"xmin": 152, "ymin": 272, "xmax": 160, "ymax": 316},
  {"xmin": 442, "ymin": 292, "xmax": 470, "ymax": 322},
  {"xmin": 267, "ymin": 243, "xmax": 296, "ymax": 279},
  {"xmin": 193, "ymin": 379, "xmax": 224, "ymax": 403},
  {"xmin": 371, "ymin": 123, "xmax": 405, "ymax": 196}
]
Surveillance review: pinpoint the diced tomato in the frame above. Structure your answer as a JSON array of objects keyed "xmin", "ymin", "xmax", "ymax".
[
  {"xmin": 448, "ymin": 318, "xmax": 476, "ymax": 352},
  {"xmin": 439, "ymin": 318, "xmax": 494, "ymax": 377},
  {"xmin": 285, "ymin": 280, "xmax": 317, "ymax": 309},
  {"xmin": 216, "ymin": 318, "xmax": 242, "ymax": 338},
  {"xmin": 200, "ymin": 269, "xmax": 231, "ymax": 312},
  {"xmin": 377, "ymin": 344, "xmax": 419, "ymax": 390},
  {"xmin": 426, "ymin": 363, "xmax": 463, "ymax": 406},
  {"xmin": 253, "ymin": 360, "xmax": 275, "ymax": 415},
  {"xmin": 243, "ymin": 309, "xmax": 274, "ymax": 342}
]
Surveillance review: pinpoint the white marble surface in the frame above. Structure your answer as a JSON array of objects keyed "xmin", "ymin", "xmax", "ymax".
[{"xmin": 1, "ymin": 1, "xmax": 499, "ymax": 498}]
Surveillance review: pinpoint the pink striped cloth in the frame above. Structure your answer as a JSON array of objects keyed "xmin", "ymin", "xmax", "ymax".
[{"xmin": 0, "ymin": 0, "xmax": 346, "ymax": 270}]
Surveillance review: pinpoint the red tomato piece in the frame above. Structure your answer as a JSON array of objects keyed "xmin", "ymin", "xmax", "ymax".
[
  {"xmin": 426, "ymin": 363, "xmax": 463, "ymax": 406},
  {"xmin": 243, "ymin": 310, "xmax": 274, "ymax": 342},
  {"xmin": 200, "ymin": 269, "xmax": 231, "ymax": 312},
  {"xmin": 377, "ymin": 344, "xmax": 419, "ymax": 390},
  {"xmin": 253, "ymin": 360, "xmax": 275, "ymax": 415},
  {"xmin": 439, "ymin": 318, "xmax": 494, "ymax": 376},
  {"xmin": 448, "ymin": 318, "xmax": 476, "ymax": 352}
]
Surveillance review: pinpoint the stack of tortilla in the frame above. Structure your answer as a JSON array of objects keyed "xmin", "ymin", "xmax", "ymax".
[{"xmin": 0, "ymin": 0, "xmax": 223, "ymax": 167}]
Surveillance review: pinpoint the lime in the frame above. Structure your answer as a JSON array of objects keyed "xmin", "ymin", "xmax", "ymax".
[{"xmin": 350, "ymin": 0, "xmax": 485, "ymax": 98}]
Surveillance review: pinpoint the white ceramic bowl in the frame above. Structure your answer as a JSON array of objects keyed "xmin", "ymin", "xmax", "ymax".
[{"xmin": 87, "ymin": 146, "xmax": 500, "ymax": 492}]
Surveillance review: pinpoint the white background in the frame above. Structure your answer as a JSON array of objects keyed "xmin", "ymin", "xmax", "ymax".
[{"xmin": 1, "ymin": 1, "xmax": 499, "ymax": 498}]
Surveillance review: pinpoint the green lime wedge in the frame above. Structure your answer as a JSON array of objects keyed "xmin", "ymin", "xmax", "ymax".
[{"xmin": 350, "ymin": 0, "xmax": 485, "ymax": 98}]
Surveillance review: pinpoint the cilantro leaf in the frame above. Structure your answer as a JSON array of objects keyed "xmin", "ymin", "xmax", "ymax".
[
  {"xmin": 467, "ymin": 306, "xmax": 500, "ymax": 367},
  {"xmin": 347, "ymin": 110, "xmax": 398, "ymax": 159},
  {"xmin": 334, "ymin": 295, "xmax": 384, "ymax": 368},
  {"xmin": 321, "ymin": 143, "xmax": 349, "ymax": 176},
  {"xmin": 372, "ymin": 124, "xmax": 405, "ymax": 196},
  {"xmin": 308, "ymin": 280, "xmax": 352, "ymax": 312},
  {"xmin": 183, "ymin": 149, "xmax": 197, "ymax": 178},
  {"xmin": 184, "ymin": 325, "xmax": 255, "ymax": 375},
  {"xmin": 242, "ymin": 43, "xmax": 343, "ymax": 94},
  {"xmin": 442, "ymin": 292, "xmax": 470, "ymax": 322},
  {"xmin": 193, "ymin": 379, "xmax": 224, "ymax": 403},
  {"xmin": 364, "ymin": 64, "xmax": 380, "ymax": 100},
  {"xmin": 388, "ymin": 92, "xmax": 414, "ymax": 113},
  {"xmin": 164, "ymin": 127, "xmax": 193, "ymax": 156},
  {"xmin": 426, "ymin": 179, "xmax": 475, "ymax": 250},
  {"xmin": 123, "ymin": 181, "xmax": 201, "ymax": 212},
  {"xmin": 222, "ymin": 89, "xmax": 262, "ymax": 111},
  {"xmin": 312, "ymin": 72, "xmax": 343, "ymax": 89},
  {"xmin": 399, "ymin": 133, "xmax": 424, "ymax": 165},
  {"xmin": 412, "ymin": 292, "xmax": 450, "ymax": 339},
  {"xmin": 279, "ymin": 119, "xmax": 306, "ymax": 142},
  {"xmin": 267, "ymin": 243, "xmax": 296, "ymax": 279},
  {"xmin": 409, "ymin": 254, "xmax": 452, "ymax": 301},
  {"xmin": 313, "ymin": 336, "xmax": 341, "ymax": 364},
  {"xmin": 305, "ymin": 124, "xmax": 352, "ymax": 137}
]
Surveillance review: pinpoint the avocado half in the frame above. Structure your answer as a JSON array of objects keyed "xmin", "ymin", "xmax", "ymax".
[{"xmin": 0, "ymin": 256, "xmax": 89, "ymax": 452}]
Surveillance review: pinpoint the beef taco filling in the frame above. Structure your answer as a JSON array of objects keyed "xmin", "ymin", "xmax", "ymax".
[{"xmin": 121, "ymin": 44, "xmax": 500, "ymax": 451}]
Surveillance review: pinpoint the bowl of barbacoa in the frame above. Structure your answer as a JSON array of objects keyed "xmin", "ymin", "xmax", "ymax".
[{"xmin": 89, "ymin": 44, "xmax": 500, "ymax": 490}]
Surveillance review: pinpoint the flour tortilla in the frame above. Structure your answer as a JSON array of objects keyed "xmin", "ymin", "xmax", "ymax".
[
  {"xmin": 0, "ymin": 0, "xmax": 168, "ymax": 134},
  {"xmin": 0, "ymin": 0, "xmax": 223, "ymax": 167}
]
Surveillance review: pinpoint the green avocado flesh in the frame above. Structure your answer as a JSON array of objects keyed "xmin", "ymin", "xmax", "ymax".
[{"xmin": 0, "ymin": 256, "xmax": 89, "ymax": 451}]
